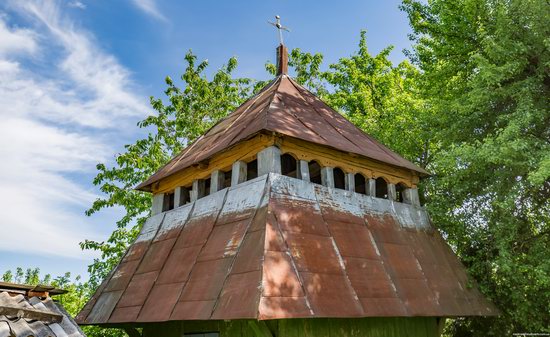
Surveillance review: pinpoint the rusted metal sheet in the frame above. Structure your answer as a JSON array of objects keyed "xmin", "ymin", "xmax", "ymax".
[
  {"xmin": 197, "ymin": 220, "xmax": 248, "ymax": 261},
  {"xmin": 283, "ymin": 232, "xmax": 343, "ymax": 274},
  {"xmin": 137, "ymin": 283, "xmax": 184, "ymax": 322},
  {"xmin": 231, "ymin": 229, "xmax": 265, "ymax": 274},
  {"xmin": 116, "ymin": 271, "xmax": 157, "ymax": 308},
  {"xmin": 262, "ymin": 251, "xmax": 304, "ymax": 297},
  {"xmin": 258, "ymin": 296, "xmax": 312, "ymax": 319},
  {"xmin": 211, "ymin": 271, "xmax": 262, "ymax": 319},
  {"xmin": 269, "ymin": 195, "xmax": 329, "ymax": 236},
  {"xmin": 78, "ymin": 174, "xmax": 497, "ymax": 325},
  {"xmin": 156, "ymin": 245, "xmax": 202, "ymax": 284},
  {"xmin": 301, "ymin": 272, "xmax": 364, "ymax": 317},
  {"xmin": 136, "ymin": 75, "xmax": 428, "ymax": 191}
]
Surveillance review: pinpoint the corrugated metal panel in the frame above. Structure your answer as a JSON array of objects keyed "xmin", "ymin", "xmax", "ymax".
[
  {"xmin": 78, "ymin": 174, "xmax": 497, "ymax": 324},
  {"xmin": 136, "ymin": 75, "xmax": 428, "ymax": 191},
  {"xmin": 0, "ymin": 292, "xmax": 84, "ymax": 337}
]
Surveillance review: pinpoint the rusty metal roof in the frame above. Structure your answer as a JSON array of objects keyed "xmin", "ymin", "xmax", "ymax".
[
  {"xmin": 0, "ymin": 291, "xmax": 85, "ymax": 337},
  {"xmin": 136, "ymin": 75, "xmax": 428, "ymax": 191},
  {"xmin": 77, "ymin": 174, "xmax": 497, "ymax": 324}
]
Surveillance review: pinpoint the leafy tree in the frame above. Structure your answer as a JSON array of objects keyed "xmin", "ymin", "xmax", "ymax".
[
  {"xmin": 402, "ymin": 0, "xmax": 550, "ymax": 335},
  {"xmin": 82, "ymin": 51, "xmax": 253, "ymax": 288},
  {"xmin": 1, "ymin": 270, "xmax": 13, "ymax": 282},
  {"xmin": 324, "ymin": 31, "xmax": 435, "ymax": 168},
  {"xmin": 85, "ymin": 34, "xmax": 430, "ymax": 295},
  {"xmin": 265, "ymin": 32, "xmax": 433, "ymax": 168}
]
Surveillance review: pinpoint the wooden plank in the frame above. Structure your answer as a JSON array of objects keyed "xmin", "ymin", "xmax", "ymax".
[
  {"xmin": 152, "ymin": 134, "xmax": 273, "ymax": 194},
  {"xmin": 281, "ymin": 137, "xmax": 419, "ymax": 186},
  {"xmin": 247, "ymin": 320, "xmax": 273, "ymax": 337},
  {"xmin": 0, "ymin": 305, "xmax": 62, "ymax": 323},
  {"xmin": 151, "ymin": 131, "xmax": 421, "ymax": 195}
]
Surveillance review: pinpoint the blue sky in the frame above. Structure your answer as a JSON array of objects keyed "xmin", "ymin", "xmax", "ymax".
[{"xmin": 0, "ymin": 0, "xmax": 414, "ymax": 281}]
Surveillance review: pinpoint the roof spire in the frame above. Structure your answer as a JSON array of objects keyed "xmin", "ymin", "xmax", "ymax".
[
  {"xmin": 268, "ymin": 15, "xmax": 290, "ymax": 75},
  {"xmin": 276, "ymin": 44, "xmax": 288, "ymax": 75}
]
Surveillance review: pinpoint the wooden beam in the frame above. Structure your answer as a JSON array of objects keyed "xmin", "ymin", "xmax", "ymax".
[
  {"xmin": 0, "ymin": 305, "xmax": 63, "ymax": 324},
  {"xmin": 248, "ymin": 320, "xmax": 273, "ymax": 337}
]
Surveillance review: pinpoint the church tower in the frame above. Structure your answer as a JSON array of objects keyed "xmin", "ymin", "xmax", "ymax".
[{"xmin": 77, "ymin": 39, "xmax": 496, "ymax": 337}]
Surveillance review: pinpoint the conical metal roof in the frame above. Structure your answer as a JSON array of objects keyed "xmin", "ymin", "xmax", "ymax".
[{"xmin": 137, "ymin": 75, "xmax": 428, "ymax": 191}]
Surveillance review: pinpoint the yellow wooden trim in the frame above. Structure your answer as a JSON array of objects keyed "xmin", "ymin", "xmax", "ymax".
[
  {"xmin": 151, "ymin": 134, "xmax": 275, "ymax": 194},
  {"xmin": 151, "ymin": 133, "xmax": 419, "ymax": 194},
  {"xmin": 280, "ymin": 137, "xmax": 418, "ymax": 187}
]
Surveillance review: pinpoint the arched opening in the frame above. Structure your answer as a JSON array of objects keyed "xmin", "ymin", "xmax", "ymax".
[
  {"xmin": 247, "ymin": 159, "xmax": 258, "ymax": 181},
  {"xmin": 203, "ymin": 178, "xmax": 211, "ymax": 197},
  {"xmin": 396, "ymin": 183, "xmax": 407, "ymax": 203},
  {"xmin": 223, "ymin": 170, "xmax": 232, "ymax": 188},
  {"xmin": 178, "ymin": 186, "xmax": 191, "ymax": 206},
  {"xmin": 281, "ymin": 153, "xmax": 298, "ymax": 178},
  {"xmin": 354, "ymin": 173, "xmax": 367, "ymax": 195},
  {"xmin": 375, "ymin": 177, "xmax": 388, "ymax": 199},
  {"xmin": 163, "ymin": 191, "xmax": 175, "ymax": 211},
  {"xmin": 333, "ymin": 167, "xmax": 346, "ymax": 189},
  {"xmin": 308, "ymin": 160, "xmax": 322, "ymax": 185}
]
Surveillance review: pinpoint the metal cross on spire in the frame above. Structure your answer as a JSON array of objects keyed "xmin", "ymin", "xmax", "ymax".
[{"xmin": 268, "ymin": 15, "xmax": 290, "ymax": 45}]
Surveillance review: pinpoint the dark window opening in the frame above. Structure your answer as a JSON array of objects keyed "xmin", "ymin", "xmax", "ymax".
[
  {"xmin": 333, "ymin": 167, "xmax": 346, "ymax": 189},
  {"xmin": 354, "ymin": 173, "xmax": 367, "ymax": 195},
  {"xmin": 247, "ymin": 159, "xmax": 258, "ymax": 181},
  {"xmin": 179, "ymin": 187, "xmax": 190, "ymax": 206},
  {"xmin": 375, "ymin": 177, "xmax": 388, "ymax": 199},
  {"xmin": 396, "ymin": 183, "xmax": 406, "ymax": 203},
  {"xmin": 281, "ymin": 153, "xmax": 298, "ymax": 178},
  {"xmin": 163, "ymin": 192, "xmax": 175, "ymax": 211},
  {"xmin": 308, "ymin": 161, "xmax": 322, "ymax": 184},
  {"xmin": 224, "ymin": 170, "xmax": 232, "ymax": 188},
  {"xmin": 204, "ymin": 178, "xmax": 211, "ymax": 197}
]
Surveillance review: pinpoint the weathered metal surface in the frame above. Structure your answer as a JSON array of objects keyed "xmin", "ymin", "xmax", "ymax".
[
  {"xmin": 137, "ymin": 75, "xmax": 428, "ymax": 191},
  {"xmin": 78, "ymin": 174, "xmax": 497, "ymax": 325},
  {"xmin": 0, "ymin": 292, "xmax": 85, "ymax": 337}
]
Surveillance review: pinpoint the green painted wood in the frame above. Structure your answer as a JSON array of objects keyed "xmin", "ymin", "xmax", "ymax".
[
  {"xmin": 139, "ymin": 317, "xmax": 440, "ymax": 337},
  {"xmin": 248, "ymin": 321, "xmax": 273, "ymax": 337},
  {"xmin": 277, "ymin": 318, "xmax": 440, "ymax": 337}
]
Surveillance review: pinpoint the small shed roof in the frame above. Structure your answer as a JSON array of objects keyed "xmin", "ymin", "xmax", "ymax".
[
  {"xmin": 0, "ymin": 290, "xmax": 85, "ymax": 337},
  {"xmin": 137, "ymin": 75, "xmax": 428, "ymax": 191},
  {"xmin": 78, "ymin": 174, "xmax": 497, "ymax": 324}
]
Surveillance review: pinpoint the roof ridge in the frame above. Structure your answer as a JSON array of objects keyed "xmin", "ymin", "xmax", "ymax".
[
  {"xmin": 288, "ymin": 77, "xmax": 428, "ymax": 174},
  {"xmin": 223, "ymin": 76, "xmax": 282, "ymax": 146},
  {"xmin": 285, "ymin": 77, "xmax": 355, "ymax": 148},
  {"xmin": 263, "ymin": 75, "xmax": 285, "ymax": 131},
  {"xmin": 136, "ymin": 77, "xmax": 281, "ymax": 190},
  {"xmin": 288, "ymin": 77, "xmax": 365, "ymax": 151},
  {"xmin": 208, "ymin": 177, "xmax": 270, "ymax": 319}
]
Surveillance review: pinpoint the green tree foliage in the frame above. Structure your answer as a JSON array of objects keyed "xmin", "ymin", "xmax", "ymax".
[
  {"xmin": 323, "ymin": 31, "xmax": 435, "ymax": 168},
  {"xmin": 266, "ymin": 32, "xmax": 433, "ymax": 167},
  {"xmin": 80, "ymin": 32, "xmax": 431, "ymax": 335},
  {"xmin": 402, "ymin": 0, "xmax": 550, "ymax": 335},
  {"xmin": 81, "ymin": 6, "xmax": 548, "ymax": 334},
  {"xmin": 85, "ymin": 33, "xmax": 429, "ymax": 293},
  {"xmin": 81, "ymin": 52, "xmax": 253, "ymax": 288}
]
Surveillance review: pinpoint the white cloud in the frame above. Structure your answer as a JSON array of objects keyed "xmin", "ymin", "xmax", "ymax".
[
  {"xmin": 67, "ymin": 1, "xmax": 86, "ymax": 9},
  {"xmin": 0, "ymin": 1, "xmax": 148, "ymax": 259},
  {"xmin": 0, "ymin": 17, "xmax": 37, "ymax": 56},
  {"xmin": 11, "ymin": 0, "xmax": 147, "ymax": 127},
  {"xmin": 130, "ymin": 0, "xmax": 167, "ymax": 22}
]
